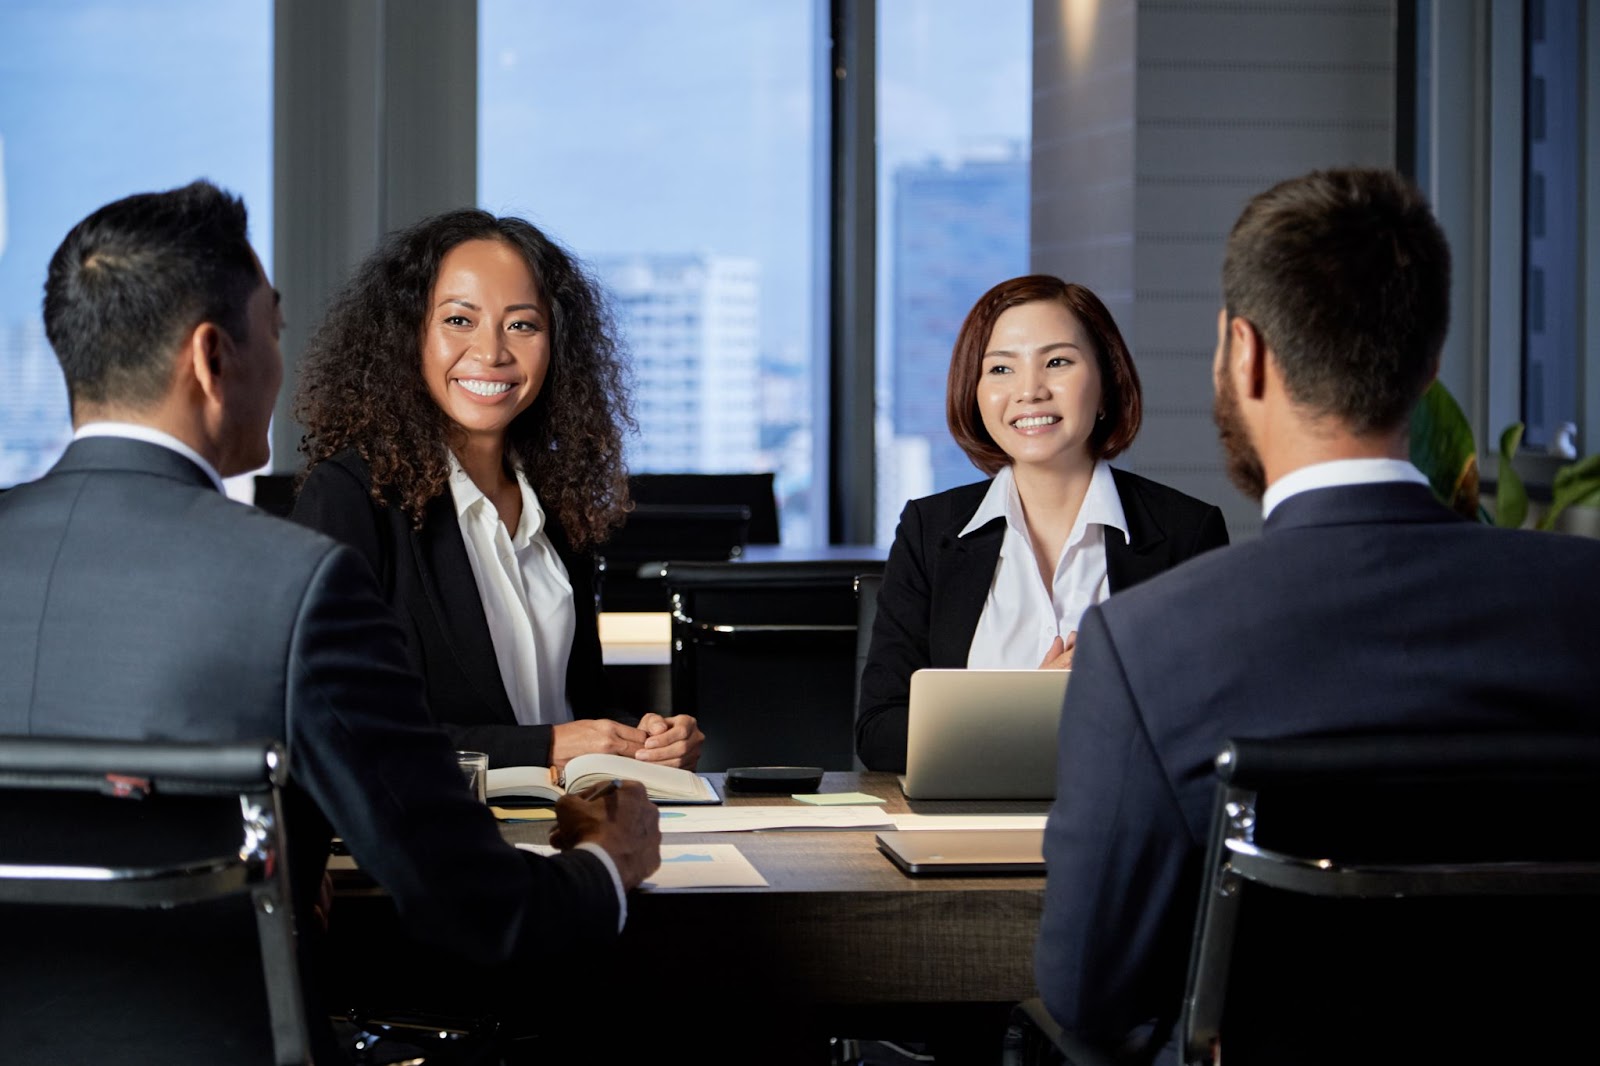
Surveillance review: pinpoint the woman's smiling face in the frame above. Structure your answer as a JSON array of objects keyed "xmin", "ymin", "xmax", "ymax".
[
  {"xmin": 420, "ymin": 238, "xmax": 551, "ymax": 447},
  {"xmin": 976, "ymin": 298, "xmax": 1103, "ymax": 475}
]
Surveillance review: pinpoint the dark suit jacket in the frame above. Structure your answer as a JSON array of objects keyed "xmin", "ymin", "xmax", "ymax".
[
  {"xmin": 1035, "ymin": 481, "xmax": 1600, "ymax": 1062},
  {"xmin": 291, "ymin": 449, "xmax": 605, "ymax": 768},
  {"xmin": 856, "ymin": 467, "xmax": 1229, "ymax": 772},
  {"xmin": 0, "ymin": 438, "xmax": 618, "ymax": 1054}
]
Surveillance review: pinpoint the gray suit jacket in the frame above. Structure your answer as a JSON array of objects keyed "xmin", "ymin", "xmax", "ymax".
[
  {"xmin": 1034, "ymin": 481, "xmax": 1600, "ymax": 1062},
  {"xmin": 0, "ymin": 438, "xmax": 618, "ymax": 1041}
]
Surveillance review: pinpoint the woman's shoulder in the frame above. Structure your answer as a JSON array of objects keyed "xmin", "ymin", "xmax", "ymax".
[
  {"xmin": 296, "ymin": 449, "xmax": 389, "ymax": 516},
  {"xmin": 1108, "ymin": 467, "xmax": 1228, "ymax": 556},
  {"xmin": 906, "ymin": 478, "xmax": 992, "ymax": 521},
  {"xmin": 306, "ymin": 448, "xmax": 374, "ymax": 487},
  {"xmin": 887, "ymin": 478, "xmax": 996, "ymax": 553},
  {"xmin": 1109, "ymin": 466, "xmax": 1220, "ymax": 518}
]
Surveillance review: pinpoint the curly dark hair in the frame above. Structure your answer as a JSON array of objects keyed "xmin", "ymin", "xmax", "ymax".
[{"xmin": 295, "ymin": 209, "xmax": 633, "ymax": 549}]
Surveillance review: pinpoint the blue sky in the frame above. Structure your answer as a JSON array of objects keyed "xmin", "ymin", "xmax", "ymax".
[
  {"xmin": 1, "ymin": 0, "xmax": 1024, "ymax": 346},
  {"xmin": 0, "ymin": 1, "xmax": 272, "ymax": 324}
]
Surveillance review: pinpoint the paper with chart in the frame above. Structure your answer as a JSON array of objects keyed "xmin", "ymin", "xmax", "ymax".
[
  {"xmin": 515, "ymin": 842, "xmax": 768, "ymax": 889},
  {"xmin": 655, "ymin": 805, "xmax": 894, "ymax": 833}
]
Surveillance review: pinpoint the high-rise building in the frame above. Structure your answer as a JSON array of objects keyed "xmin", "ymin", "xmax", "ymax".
[
  {"xmin": 887, "ymin": 151, "xmax": 1028, "ymax": 514},
  {"xmin": 597, "ymin": 254, "xmax": 762, "ymax": 473},
  {"xmin": 0, "ymin": 319, "xmax": 72, "ymax": 487}
]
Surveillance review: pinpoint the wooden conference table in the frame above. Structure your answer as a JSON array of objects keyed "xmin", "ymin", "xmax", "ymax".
[
  {"xmin": 556, "ymin": 771, "xmax": 1042, "ymax": 1005},
  {"xmin": 331, "ymin": 771, "xmax": 1048, "ymax": 1049}
]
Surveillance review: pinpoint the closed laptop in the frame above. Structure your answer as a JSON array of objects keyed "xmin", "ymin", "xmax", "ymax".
[
  {"xmin": 899, "ymin": 668, "xmax": 1069, "ymax": 800},
  {"xmin": 876, "ymin": 829, "xmax": 1046, "ymax": 875}
]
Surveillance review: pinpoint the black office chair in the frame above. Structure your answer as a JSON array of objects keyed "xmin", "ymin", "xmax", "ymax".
[
  {"xmin": 629, "ymin": 471, "xmax": 780, "ymax": 544},
  {"xmin": 253, "ymin": 473, "xmax": 299, "ymax": 517},
  {"xmin": 1009, "ymin": 731, "xmax": 1600, "ymax": 1066},
  {"xmin": 1181, "ymin": 731, "xmax": 1600, "ymax": 1065},
  {"xmin": 0, "ymin": 735, "xmax": 307, "ymax": 1065},
  {"xmin": 661, "ymin": 559, "xmax": 885, "ymax": 771},
  {"xmin": 595, "ymin": 502, "xmax": 752, "ymax": 611},
  {"xmin": 852, "ymin": 572, "xmax": 882, "ymax": 727}
]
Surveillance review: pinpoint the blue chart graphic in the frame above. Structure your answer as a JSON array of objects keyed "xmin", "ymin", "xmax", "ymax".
[{"xmin": 663, "ymin": 853, "xmax": 715, "ymax": 863}]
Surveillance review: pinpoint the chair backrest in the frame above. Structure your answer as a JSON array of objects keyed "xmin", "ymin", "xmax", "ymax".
[
  {"xmin": 0, "ymin": 736, "xmax": 308, "ymax": 1066},
  {"xmin": 853, "ymin": 572, "xmax": 882, "ymax": 720},
  {"xmin": 596, "ymin": 503, "xmax": 752, "ymax": 611},
  {"xmin": 253, "ymin": 473, "xmax": 299, "ymax": 518},
  {"xmin": 661, "ymin": 559, "xmax": 885, "ymax": 771},
  {"xmin": 628, "ymin": 472, "xmax": 780, "ymax": 544},
  {"xmin": 1181, "ymin": 732, "xmax": 1600, "ymax": 1066}
]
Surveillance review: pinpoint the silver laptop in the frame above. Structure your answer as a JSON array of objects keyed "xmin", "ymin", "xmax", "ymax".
[
  {"xmin": 876, "ymin": 829, "xmax": 1046, "ymax": 876},
  {"xmin": 899, "ymin": 668, "xmax": 1070, "ymax": 799}
]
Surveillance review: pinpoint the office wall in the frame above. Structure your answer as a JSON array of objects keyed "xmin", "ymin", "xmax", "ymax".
[{"xmin": 1031, "ymin": 0, "xmax": 1398, "ymax": 539}]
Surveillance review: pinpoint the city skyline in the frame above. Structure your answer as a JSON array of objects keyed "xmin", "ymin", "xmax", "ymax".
[{"xmin": 1, "ymin": 2, "xmax": 1031, "ymax": 538}]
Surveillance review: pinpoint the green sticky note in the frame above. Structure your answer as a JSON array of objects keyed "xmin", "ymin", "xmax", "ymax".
[{"xmin": 791, "ymin": 791, "xmax": 887, "ymax": 806}]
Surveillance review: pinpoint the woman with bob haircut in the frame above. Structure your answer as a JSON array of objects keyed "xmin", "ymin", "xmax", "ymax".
[
  {"xmin": 856, "ymin": 275, "xmax": 1227, "ymax": 772},
  {"xmin": 291, "ymin": 208, "xmax": 703, "ymax": 771}
]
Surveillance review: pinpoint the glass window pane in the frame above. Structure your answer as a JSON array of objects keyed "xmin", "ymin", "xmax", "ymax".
[
  {"xmin": 0, "ymin": 1, "xmax": 273, "ymax": 492},
  {"xmin": 1520, "ymin": 0, "xmax": 1581, "ymax": 453},
  {"xmin": 478, "ymin": 1, "xmax": 819, "ymax": 544},
  {"xmin": 875, "ymin": 0, "xmax": 1031, "ymax": 544}
]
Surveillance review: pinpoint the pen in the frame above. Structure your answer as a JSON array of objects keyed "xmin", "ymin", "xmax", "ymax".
[{"xmin": 576, "ymin": 777, "xmax": 624, "ymax": 802}]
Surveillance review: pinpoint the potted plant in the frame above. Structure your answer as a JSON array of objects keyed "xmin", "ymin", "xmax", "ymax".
[{"xmin": 1408, "ymin": 381, "xmax": 1600, "ymax": 534}]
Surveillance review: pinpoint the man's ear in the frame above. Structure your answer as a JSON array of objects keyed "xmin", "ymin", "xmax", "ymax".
[
  {"xmin": 187, "ymin": 322, "xmax": 230, "ymax": 405},
  {"xmin": 1230, "ymin": 315, "xmax": 1268, "ymax": 401}
]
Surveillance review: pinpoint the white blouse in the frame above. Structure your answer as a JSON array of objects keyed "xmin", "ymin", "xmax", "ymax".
[
  {"xmin": 446, "ymin": 454, "xmax": 575, "ymax": 726},
  {"xmin": 962, "ymin": 461, "xmax": 1128, "ymax": 669}
]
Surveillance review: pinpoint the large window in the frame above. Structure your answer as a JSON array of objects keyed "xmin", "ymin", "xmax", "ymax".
[
  {"xmin": 1417, "ymin": 0, "xmax": 1596, "ymax": 475},
  {"xmin": 0, "ymin": 1, "xmax": 272, "ymax": 494},
  {"xmin": 478, "ymin": 0, "xmax": 818, "ymax": 543},
  {"xmin": 873, "ymin": 0, "xmax": 1031, "ymax": 543},
  {"xmin": 1521, "ymin": 0, "xmax": 1582, "ymax": 453}
]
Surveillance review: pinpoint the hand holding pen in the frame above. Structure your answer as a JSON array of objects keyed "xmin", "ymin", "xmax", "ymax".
[{"xmin": 551, "ymin": 777, "xmax": 661, "ymax": 890}]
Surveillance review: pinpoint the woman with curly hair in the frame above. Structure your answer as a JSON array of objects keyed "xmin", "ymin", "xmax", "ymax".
[{"xmin": 291, "ymin": 209, "xmax": 703, "ymax": 771}]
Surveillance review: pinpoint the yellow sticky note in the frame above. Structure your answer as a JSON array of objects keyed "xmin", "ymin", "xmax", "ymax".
[
  {"xmin": 791, "ymin": 791, "xmax": 887, "ymax": 806},
  {"xmin": 492, "ymin": 806, "xmax": 557, "ymax": 822}
]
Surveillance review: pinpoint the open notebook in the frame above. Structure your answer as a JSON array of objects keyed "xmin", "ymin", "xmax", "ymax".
[{"xmin": 486, "ymin": 752, "xmax": 720, "ymax": 805}]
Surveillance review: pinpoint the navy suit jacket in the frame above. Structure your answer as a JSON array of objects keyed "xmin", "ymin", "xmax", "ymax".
[
  {"xmin": 856, "ymin": 467, "xmax": 1229, "ymax": 772},
  {"xmin": 1035, "ymin": 481, "xmax": 1600, "ymax": 1061},
  {"xmin": 291, "ymin": 449, "xmax": 606, "ymax": 768},
  {"xmin": 0, "ymin": 439, "xmax": 618, "ymax": 1040}
]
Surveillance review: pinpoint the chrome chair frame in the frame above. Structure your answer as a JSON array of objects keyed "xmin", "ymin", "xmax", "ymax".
[
  {"xmin": 1181, "ymin": 732, "xmax": 1600, "ymax": 1066},
  {"xmin": 0, "ymin": 736, "xmax": 307, "ymax": 1066}
]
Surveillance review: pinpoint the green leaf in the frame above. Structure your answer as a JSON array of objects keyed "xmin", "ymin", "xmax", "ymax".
[
  {"xmin": 1539, "ymin": 453, "xmax": 1600, "ymax": 531},
  {"xmin": 1496, "ymin": 423, "xmax": 1528, "ymax": 529},
  {"xmin": 1409, "ymin": 381, "xmax": 1481, "ymax": 520}
]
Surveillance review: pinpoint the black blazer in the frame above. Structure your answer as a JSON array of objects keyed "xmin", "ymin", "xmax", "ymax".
[
  {"xmin": 856, "ymin": 467, "xmax": 1229, "ymax": 771},
  {"xmin": 291, "ymin": 449, "xmax": 605, "ymax": 768}
]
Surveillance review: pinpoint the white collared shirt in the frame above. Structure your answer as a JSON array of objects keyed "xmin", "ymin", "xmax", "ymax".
[
  {"xmin": 72, "ymin": 422, "xmax": 226, "ymax": 494},
  {"xmin": 446, "ymin": 454, "xmax": 575, "ymax": 727},
  {"xmin": 1261, "ymin": 458, "xmax": 1431, "ymax": 519},
  {"xmin": 962, "ymin": 461, "xmax": 1129, "ymax": 668}
]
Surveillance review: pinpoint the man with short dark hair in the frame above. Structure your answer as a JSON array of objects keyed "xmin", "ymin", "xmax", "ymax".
[
  {"xmin": 0, "ymin": 181, "xmax": 660, "ymax": 1058},
  {"xmin": 1033, "ymin": 167, "xmax": 1600, "ymax": 1061}
]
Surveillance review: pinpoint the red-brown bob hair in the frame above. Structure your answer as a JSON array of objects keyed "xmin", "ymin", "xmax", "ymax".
[{"xmin": 946, "ymin": 275, "xmax": 1143, "ymax": 476}]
